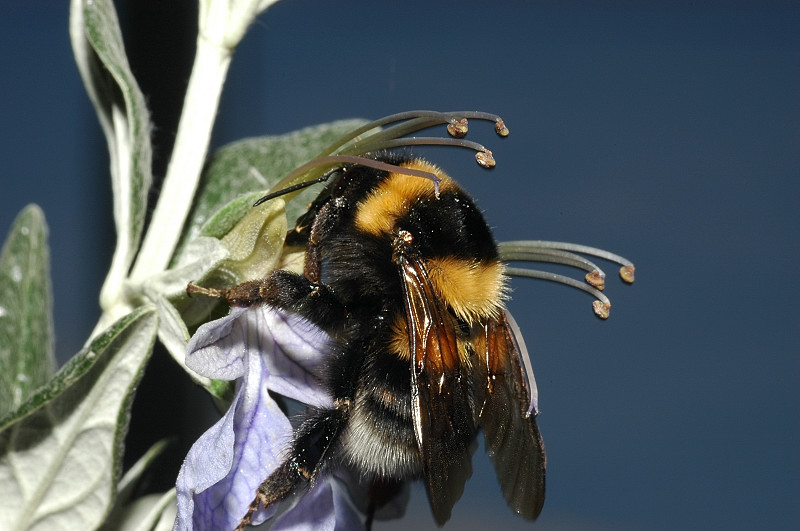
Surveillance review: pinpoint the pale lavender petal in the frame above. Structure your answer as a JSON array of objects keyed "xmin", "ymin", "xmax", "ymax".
[
  {"xmin": 174, "ymin": 384, "xmax": 239, "ymax": 531},
  {"xmin": 251, "ymin": 307, "xmax": 334, "ymax": 408},
  {"xmin": 272, "ymin": 479, "xmax": 336, "ymax": 531},
  {"xmin": 331, "ymin": 476, "xmax": 371, "ymax": 530},
  {"xmin": 178, "ymin": 337, "xmax": 292, "ymax": 529},
  {"xmin": 372, "ymin": 484, "xmax": 410, "ymax": 522},
  {"xmin": 187, "ymin": 305, "xmax": 334, "ymax": 408},
  {"xmin": 224, "ymin": 346, "xmax": 293, "ymax": 525},
  {"xmin": 267, "ymin": 473, "xmax": 383, "ymax": 530},
  {"xmin": 177, "ymin": 305, "xmax": 339, "ymax": 530},
  {"xmin": 330, "ymin": 468, "xmax": 409, "ymax": 524},
  {"xmin": 186, "ymin": 306, "xmax": 249, "ymax": 380}
]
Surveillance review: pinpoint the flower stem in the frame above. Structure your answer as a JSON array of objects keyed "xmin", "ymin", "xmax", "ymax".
[{"xmin": 130, "ymin": 36, "xmax": 232, "ymax": 282}]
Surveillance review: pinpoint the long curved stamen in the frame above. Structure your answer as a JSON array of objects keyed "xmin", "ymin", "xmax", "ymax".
[
  {"xmin": 499, "ymin": 248, "xmax": 607, "ymax": 289},
  {"xmin": 322, "ymin": 115, "xmax": 444, "ymax": 156},
  {"xmin": 505, "ymin": 267, "xmax": 613, "ymax": 319},
  {"xmin": 350, "ymin": 137, "xmax": 496, "ymax": 168},
  {"xmin": 254, "ymin": 155, "xmax": 442, "ymax": 206},
  {"xmin": 321, "ymin": 110, "xmax": 509, "ymax": 156},
  {"xmin": 499, "ymin": 240, "xmax": 635, "ymax": 319},
  {"xmin": 257, "ymin": 110, "xmax": 509, "ymax": 204},
  {"xmin": 505, "ymin": 310, "xmax": 539, "ymax": 416},
  {"xmin": 500, "ymin": 240, "xmax": 635, "ymax": 284}
]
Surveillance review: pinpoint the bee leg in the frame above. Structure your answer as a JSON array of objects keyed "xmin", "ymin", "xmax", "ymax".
[
  {"xmin": 187, "ymin": 270, "xmax": 302, "ymax": 308},
  {"xmin": 364, "ymin": 478, "xmax": 404, "ymax": 531},
  {"xmin": 365, "ymin": 507, "xmax": 374, "ymax": 531},
  {"xmin": 236, "ymin": 401, "xmax": 351, "ymax": 530},
  {"xmin": 187, "ymin": 270, "xmax": 345, "ymax": 321},
  {"xmin": 186, "ymin": 278, "xmax": 271, "ymax": 307},
  {"xmin": 234, "ymin": 459, "xmax": 298, "ymax": 531}
]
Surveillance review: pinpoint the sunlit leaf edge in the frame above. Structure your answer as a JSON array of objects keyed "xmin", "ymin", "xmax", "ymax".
[{"xmin": 0, "ymin": 305, "xmax": 155, "ymax": 432}]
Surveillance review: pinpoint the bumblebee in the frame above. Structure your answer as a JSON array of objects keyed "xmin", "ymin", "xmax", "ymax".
[{"xmin": 198, "ymin": 152, "xmax": 545, "ymax": 528}]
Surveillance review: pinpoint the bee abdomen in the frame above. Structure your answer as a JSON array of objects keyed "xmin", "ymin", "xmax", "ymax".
[{"xmin": 339, "ymin": 352, "xmax": 420, "ymax": 478}]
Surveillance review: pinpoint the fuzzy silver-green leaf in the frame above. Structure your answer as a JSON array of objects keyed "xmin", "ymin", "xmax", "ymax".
[
  {"xmin": 69, "ymin": 0, "xmax": 153, "ymax": 307},
  {"xmin": 0, "ymin": 305, "xmax": 157, "ymax": 531},
  {"xmin": 0, "ymin": 205, "xmax": 54, "ymax": 418}
]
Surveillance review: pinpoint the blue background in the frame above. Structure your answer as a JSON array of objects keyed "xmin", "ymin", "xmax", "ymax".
[{"xmin": 1, "ymin": 1, "xmax": 798, "ymax": 530}]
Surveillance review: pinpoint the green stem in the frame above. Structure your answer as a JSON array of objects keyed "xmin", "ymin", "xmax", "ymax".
[{"xmin": 129, "ymin": 36, "xmax": 232, "ymax": 283}]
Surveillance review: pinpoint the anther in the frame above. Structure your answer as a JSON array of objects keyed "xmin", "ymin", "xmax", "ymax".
[
  {"xmin": 620, "ymin": 265, "xmax": 635, "ymax": 284},
  {"xmin": 592, "ymin": 301, "xmax": 611, "ymax": 319},
  {"xmin": 495, "ymin": 118, "xmax": 509, "ymax": 137},
  {"xmin": 585, "ymin": 270, "xmax": 606, "ymax": 290},
  {"xmin": 476, "ymin": 149, "xmax": 496, "ymax": 168},
  {"xmin": 447, "ymin": 118, "xmax": 469, "ymax": 138}
]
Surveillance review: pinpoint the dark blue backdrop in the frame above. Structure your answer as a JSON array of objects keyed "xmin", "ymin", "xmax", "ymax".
[{"xmin": 2, "ymin": 1, "xmax": 798, "ymax": 529}]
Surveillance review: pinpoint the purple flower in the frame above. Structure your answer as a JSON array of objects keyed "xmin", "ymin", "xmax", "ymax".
[{"xmin": 173, "ymin": 305, "xmax": 348, "ymax": 530}]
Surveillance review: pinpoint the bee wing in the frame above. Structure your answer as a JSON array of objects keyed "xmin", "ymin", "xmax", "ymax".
[
  {"xmin": 474, "ymin": 312, "xmax": 546, "ymax": 520},
  {"xmin": 399, "ymin": 255, "xmax": 477, "ymax": 525}
]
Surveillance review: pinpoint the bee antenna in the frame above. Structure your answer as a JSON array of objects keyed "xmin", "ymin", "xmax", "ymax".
[
  {"xmin": 253, "ymin": 154, "xmax": 443, "ymax": 207},
  {"xmin": 253, "ymin": 173, "xmax": 336, "ymax": 207}
]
